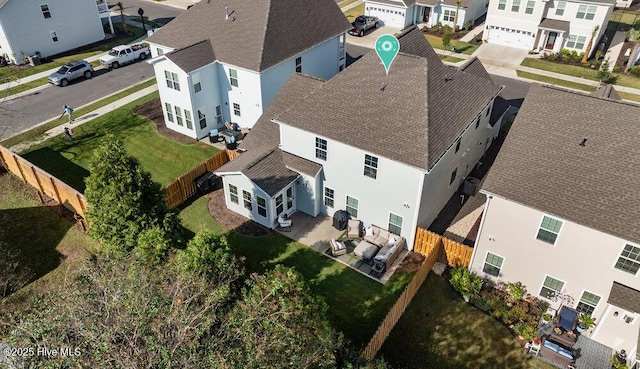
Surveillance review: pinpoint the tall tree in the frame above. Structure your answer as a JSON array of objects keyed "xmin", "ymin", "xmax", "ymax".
[
  {"xmin": 116, "ymin": 2, "xmax": 128, "ymax": 34},
  {"xmin": 625, "ymin": 29, "xmax": 640, "ymax": 74},
  {"xmin": 452, "ymin": 0, "xmax": 462, "ymax": 33},
  {"xmin": 84, "ymin": 136, "xmax": 169, "ymax": 254},
  {"xmin": 582, "ymin": 25, "xmax": 600, "ymax": 63}
]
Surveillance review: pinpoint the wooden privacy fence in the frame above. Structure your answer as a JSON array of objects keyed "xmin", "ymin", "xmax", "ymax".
[
  {"xmin": 164, "ymin": 149, "xmax": 240, "ymax": 208},
  {"xmin": 361, "ymin": 227, "xmax": 474, "ymax": 359},
  {"xmin": 0, "ymin": 144, "xmax": 88, "ymax": 220}
]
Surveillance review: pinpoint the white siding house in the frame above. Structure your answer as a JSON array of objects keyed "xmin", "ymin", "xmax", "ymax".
[
  {"xmin": 365, "ymin": 0, "xmax": 488, "ymax": 30},
  {"xmin": 469, "ymin": 84, "xmax": 640, "ymax": 366},
  {"xmin": 0, "ymin": 0, "xmax": 105, "ymax": 65},
  {"xmin": 484, "ymin": 0, "xmax": 614, "ymax": 54},
  {"xmin": 145, "ymin": 0, "xmax": 351, "ymax": 139},
  {"xmin": 216, "ymin": 27, "xmax": 503, "ymax": 250}
]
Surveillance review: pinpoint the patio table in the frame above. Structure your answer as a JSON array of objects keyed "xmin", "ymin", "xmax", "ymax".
[{"xmin": 354, "ymin": 240, "xmax": 378, "ymax": 260}]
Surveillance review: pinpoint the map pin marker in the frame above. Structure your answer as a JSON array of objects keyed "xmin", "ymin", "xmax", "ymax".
[{"xmin": 375, "ymin": 34, "xmax": 400, "ymax": 74}]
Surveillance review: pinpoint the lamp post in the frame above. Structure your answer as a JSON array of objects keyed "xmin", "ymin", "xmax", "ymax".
[{"xmin": 138, "ymin": 8, "xmax": 145, "ymax": 31}]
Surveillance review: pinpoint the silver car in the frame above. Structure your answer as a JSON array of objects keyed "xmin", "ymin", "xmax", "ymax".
[{"xmin": 48, "ymin": 60, "xmax": 93, "ymax": 87}]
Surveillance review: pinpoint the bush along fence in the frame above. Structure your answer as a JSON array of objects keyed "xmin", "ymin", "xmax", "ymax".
[
  {"xmin": 0, "ymin": 144, "xmax": 88, "ymax": 228},
  {"xmin": 362, "ymin": 228, "xmax": 474, "ymax": 359},
  {"xmin": 164, "ymin": 149, "xmax": 240, "ymax": 208}
]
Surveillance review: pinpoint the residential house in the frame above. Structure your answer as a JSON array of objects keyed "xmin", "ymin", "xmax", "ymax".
[
  {"xmin": 215, "ymin": 27, "xmax": 503, "ymax": 249},
  {"xmin": 145, "ymin": 0, "xmax": 351, "ymax": 139},
  {"xmin": 364, "ymin": 0, "xmax": 488, "ymax": 30},
  {"xmin": 0, "ymin": 0, "xmax": 106, "ymax": 65},
  {"xmin": 484, "ymin": 0, "xmax": 614, "ymax": 55},
  {"xmin": 468, "ymin": 84, "xmax": 640, "ymax": 364}
]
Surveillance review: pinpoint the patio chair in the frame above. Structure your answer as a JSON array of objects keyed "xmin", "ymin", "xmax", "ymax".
[
  {"xmin": 347, "ymin": 219, "xmax": 361, "ymax": 239},
  {"xmin": 278, "ymin": 215, "xmax": 292, "ymax": 232},
  {"xmin": 557, "ymin": 306, "xmax": 578, "ymax": 332},
  {"xmin": 329, "ymin": 239, "xmax": 347, "ymax": 257}
]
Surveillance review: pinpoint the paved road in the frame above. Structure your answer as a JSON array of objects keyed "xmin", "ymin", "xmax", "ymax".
[
  {"xmin": 115, "ymin": 0, "xmax": 186, "ymax": 25},
  {"xmin": 0, "ymin": 61, "xmax": 154, "ymax": 140}
]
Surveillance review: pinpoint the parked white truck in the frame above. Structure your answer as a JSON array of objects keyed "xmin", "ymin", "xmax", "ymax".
[{"xmin": 99, "ymin": 43, "xmax": 150, "ymax": 69}]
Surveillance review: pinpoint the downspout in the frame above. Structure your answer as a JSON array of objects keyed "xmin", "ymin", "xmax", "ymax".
[
  {"xmin": 467, "ymin": 192, "xmax": 492, "ymax": 271},
  {"xmin": 409, "ymin": 170, "xmax": 426, "ymax": 251}
]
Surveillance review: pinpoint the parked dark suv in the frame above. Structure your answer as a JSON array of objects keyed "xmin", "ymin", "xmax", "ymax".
[
  {"xmin": 48, "ymin": 60, "xmax": 94, "ymax": 87},
  {"xmin": 348, "ymin": 15, "xmax": 380, "ymax": 37}
]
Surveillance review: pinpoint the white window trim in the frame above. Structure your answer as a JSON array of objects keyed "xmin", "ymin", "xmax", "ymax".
[
  {"xmin": 538, "ymin": 274, "xmax": 566, "ymax": 301},
  {"xmin": 482, "ymin": 250, "xmax": 505, "ymax": 277},
  {"xmin": 534, "ymin": 213, "xmax": 564, "ymax": 246},
  {"xmin": 256, "ymin": 196, "xmax": 267, "ymax": 218},
  {"xmin": 612, "ymin": 241, "xmax": 640, "ymax": 276},
  {"xmin": 346, "ymin": 195, "xmax": 359, "ymax": 218},
  {"xmin": 388, "ymin": 212, "xmax": 403, "ymax": 235},
  {"xmin": 575, "ymin": 289, "xmax": 601, "ymax": 315},
  {"xmin": 324, "ymin": 186, "xmax": 335, "ymax": 208}
]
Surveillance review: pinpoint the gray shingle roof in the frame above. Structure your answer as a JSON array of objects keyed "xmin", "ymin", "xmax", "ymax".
[
  {"xmin": 242, "ymin": 149, "xmax": 299, "ymax": 196},
  {"xmin": 283, "ymin": 152, "xmax": 322, "ymax": 177},
  {"xmin": 482, "ymin": 84, "xmax": 640, "ymax": 244},
  {"xmin": 459, "ymin": 56, "xmax": 493, "ymax": 82},
  {"xmin": 165, "ymin": 40, "xmax": 215, "ymax": 73},
  {"xmin": 608, "ymin": 282, "xmax": 640, "ymax": 314},
  {"xmin": 538, "ymin": 18, "xmax": 570, "ymax": 33},
  {"xmin": 146, "ymin": 0, "xmax": 351, "ymax": 72},
  {"xmin": 591, "ymin": 84, "xmax": 621, "ymax": 101},
  {"xmin": 275, "ymin": 27, "xmax": 501, "ymax": 170}
]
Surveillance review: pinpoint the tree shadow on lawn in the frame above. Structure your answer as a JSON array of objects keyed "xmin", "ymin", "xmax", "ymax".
[
  {"xmin": 379, "ymin": 273, "xmax": 545, "ymax": 369},
  {"xmin": 22, "ymin": 146, "xmax": 90, "ymax": 193}
]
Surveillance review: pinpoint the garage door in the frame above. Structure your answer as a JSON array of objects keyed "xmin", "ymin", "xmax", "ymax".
[
  {"xmin": 487, "ymin": 27, "xmax": 532, "ymax": 50},
  {"xmin": 366, "ymin": 6, "xmax": 405, "ymax": 28}
]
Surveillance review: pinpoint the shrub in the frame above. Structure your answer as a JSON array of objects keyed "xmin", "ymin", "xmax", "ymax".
[
  {"xmin": 582, "ymin": 62, "xmax": 591, "ymax": 68},
  {"xmin": 598, "ymin": 59, "xmax": 618, "ymax": 84},
  {"xmin": 464, "ymin": 22, "xmax": 472, "ymax": 30},
  {"xmin": 449, "ymin": 268, "xmax": 483, "ymax": 299},
  {"xmin": 514, "ymin": 323, "xmax": 537, "ymax": 340},
  {"xmin": 613, "ymin": 66, "xmax": 623, "ymax": 73},
  {"xmin": 506, "ymin": 281, "xmax": 527, "ymax": 303}
]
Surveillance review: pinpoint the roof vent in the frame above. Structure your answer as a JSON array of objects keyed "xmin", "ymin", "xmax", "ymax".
[
  {"xmin": 225, "ymin": 6, "xmax": 230, "ymax": 20},
  {"xmin": 380, "ymin": 83, "xmax": 387, "ymax": 92},
  {"xmin": 444, "ymin": 74, "xmax": 453, "ymax": 82},
  {"xmin": 579, "ymin": 138, "xmax": 587, "ymax": 146}
]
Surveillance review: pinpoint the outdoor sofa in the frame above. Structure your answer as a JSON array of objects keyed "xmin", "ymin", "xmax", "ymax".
[
  {"xmin": 539, "ymin": 337, "xmax": 575, "ymax": 368},
  {"xmin": 353, "ymin": 225, "xmax": 405, "ymax": 270}
]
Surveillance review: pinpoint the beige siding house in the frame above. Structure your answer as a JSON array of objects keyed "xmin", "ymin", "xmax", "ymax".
[{"xmin": 469, "ymin": 84, "xmax": 640, "ymax": 367}]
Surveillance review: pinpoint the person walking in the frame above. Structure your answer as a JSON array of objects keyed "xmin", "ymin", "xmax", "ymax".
[
  {"xmin": 63, "ymin": 126, "xmax": 73, "ymax": 141},
  {"xmin": 60, "ymin": 105, "xmax": 74, "ymax": 123}
]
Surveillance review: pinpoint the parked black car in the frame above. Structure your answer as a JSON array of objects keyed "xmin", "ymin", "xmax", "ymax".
[{"xmin": 348, "ymin": 15, "xmax": 380, "ymax": 37}]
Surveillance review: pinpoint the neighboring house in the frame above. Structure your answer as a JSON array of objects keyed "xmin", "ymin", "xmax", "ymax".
[
  {"xmin": 145, "ymin": 0, "xmax": 351, "ymax": 140},
  {"xmin": 469, "ymin": 84, "xmax": 640, "ymax": 363},
  {"xmin": 484, "ymin": 0, "xmax": 613, "ymax": 55},
  {"xmin": 0, "ymin": 0, "xmax": 106, "ymax": 65},
  {"xmin": 364, "ymin": 0, "xmax": 487, "ymax": 29},
  {"xmin": 215, "ymin": 27, "xmax": 503, "ymax": 249}
]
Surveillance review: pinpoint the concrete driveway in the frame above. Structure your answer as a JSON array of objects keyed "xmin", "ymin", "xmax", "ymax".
[
  {"xmin": 346, "ymin": 25, "xmax": 402, "ymax": 49},
  {"xmin": 473, "ymin": 43, "xmax": 530, "ymax": 68}
]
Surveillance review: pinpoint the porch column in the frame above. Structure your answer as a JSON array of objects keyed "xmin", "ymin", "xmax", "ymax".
[
  {"xmin": 554, "ymin": 33, "xmax": 564, "ymax": 53},
  {"xmin": 537, "ymin": 30, "xmax": 547, "ymax": 51}
]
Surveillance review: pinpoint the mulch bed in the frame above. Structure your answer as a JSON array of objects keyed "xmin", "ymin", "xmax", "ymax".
[
  {"xmin": 206, "ymin": 189, "xmax": 270, "ymax": 237},
  {"xmin": 133, "ymin": 97, "xmax": 198, "ymax": 145},
  {"xmin": 396, "ymin": 251, "xmax": 426, "ymax": 273}
]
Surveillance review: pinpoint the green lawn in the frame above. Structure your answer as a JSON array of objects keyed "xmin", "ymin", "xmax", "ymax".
[
  {"xmin": 19, "ymin": 92, "xmax": 218, "ymax": 192},
  {"xmin": 344, "ymin": 3, "xmax": 365, "ymax": 21},
  {"xmin": 616, "ymin": 90, "xmax": 640, "ymax": 103},
  {"xmin": 379, "ymin": 273, "xmax": 559, "ymax": 369},
  {"xmin": 424, "ymin": 34, "xmax": 479, "ymax": 55},
  {"xmin": 521, "ymin": 57, "xmax": 640, "ymax": 90},
  {"xmin": 0, "ymin": 23, "xmax": 146, "ymax": 83},
  {"xmin": 608, "ymin": 8, "xmax": 640, "ymax": 31},
  {"xmin": 516, "ymin": 70, "xmax": 597, "ymax": 92},
  {"xmin": 440, "ymin": 55, "xmax": 466, "ymax": 63},
  {"xmin": 179, "ymin": 200, "xmax": 414, "ymax": 348}
]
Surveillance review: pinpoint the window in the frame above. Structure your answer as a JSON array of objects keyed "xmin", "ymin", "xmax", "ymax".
[
  {"xmin": 174, "ymin": 106, "xmax": 183, "ymax": 126},
  {"xmin": 364, "ymin": 154, "xmax": 378, "ymax": 179},
  {"xmin": 41, "ymin": 4, "xmax": 51, "ymax": 19},
  {"xmin": 229, "ymin": 68, "xmax": 238, "ymax": 87},
  {"xmin": 475, "ymin": 117, "xmax": 480, "ymax": 129},
  {"xmin": 215, "ymin": 105, "xmax": 223, "ymax": 125},
  {"xmin": 498, "ymin": 0, "xmax": 506, "ymax": 10},
  {"xmin": 324, "ymin": 187, "xmax": 334, "ymax": 207},
  {"xmin": 165, "ymin": 103, "xmax": 174, "ymax": 122},
  {"xmin": 315, "ymin": 137, "xmax": 327, "ymax": 161},
  {"xmin": 157, "ymin": 48, "xmax": 164, "ymax": 56},
  {"xmin": 346, "ymin": 196, "xmax": 358, "ymax": 218},
  {"xmin": 576, "ymin": 291, "xmax": 601, "ymax": 316},
  {"xmin": 184, "ymin": 110, "xmax": 193, "ymax": 130},
  {"xmin": 555, "ymin": 1, "xmax": 566, "ymax": 16},
  {"xmin": 257, "ymin": 196, "xmax": 267, "ymax": 217},
  {"xmin": 449, "ymin": 167, "xmax": 457, "ymax": 185},
  {"xmin": 276, "ymin": 194, "xmax": 284, "ymax": 215},
  {"xmin": 242, "ymin": 190, "xmax": 252, "ymax": 210},
  {"xmin": 50, "ymin": 30, "xmax": 58, "ymax": 42},
  {"xmin": 164, "ymin": 71, "xmax": 180, "ymax": 90},
  {"xmin": 443, "ymin": 9, "xmax": 455, "ymax": 22},
  {"xmin": 483, "ymin": 252, "xmax": 504, "ymax": 277},
  {"xmin": 229, "ymin": 184, "xmax": 239, "ymax": 204},
  {"xmin": 566, "ymin": 35, "xmax": 587, "ymax": 50},
  {"xmin": 615, "ymin": 244, "xmax": 640, "ymax": 275},
  {"xmin": 536, "ymin": 215, "xmax": 562, "ymax": 245},
  {"xmin": 525, "ymin": 0, "xmax": 535, "ymax": 14},
  {"xmin": 286, "ymin": 187, "xmax": 293, "ymax": 210},
  {"xmin": 455, "ymin": 138, "xmax": 461, "ymax": 153},
  {"xmin": 295, "ymin": 57, "xmax": 302, "ymax": 73},
  {"xmin": 198, "ymin": 109, "xmax": 206, "ymax": 129},
  {"xmin": 389, "ymin": 213, "xmax": 403, "ymax": 235},
  {"xmin": 511, "ymin": 0, "xmax": 521, "ymax": 12},
  {"xmin": 577, "ymin": 5, "xmax": 597, "ymax": 20},
  {"xmin": 623, "ymin": 313, "xmax": 635, "ymax": 324},
  {"xmin": 233, "ymin": 103, "xmax": 241, "ymax": 117},
  {"xmin": 192, "ymin": 72, "xmax": 201, "ymax": 93},
  {"xmin": 540, "ymin": 275, "xmax": 564, "ymax": 300}
]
